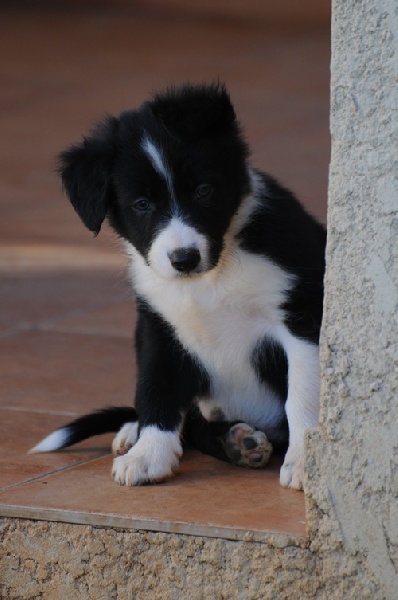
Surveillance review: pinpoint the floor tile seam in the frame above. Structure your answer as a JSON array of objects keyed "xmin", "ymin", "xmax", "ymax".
[
  {"xmin": 0, "ymin": 241, "xmax": 123, "ymax": 254},
  {"xmin": 0, "ymin": 265, "xmax": 126, "ymax": 277},
  {"xmin": 0, "ymin": 452, "xmax": 111, "ymax": 494},
  {"xmin": 0, "ymin": 328, "xmax": 130, "ymax": 342},
  {"xmin": 30, "ymin": 294, "xmax": 132, "ymax": 327},
  {"xmin": 0, "ymin": 319, "xmax": 133, "ymax": 343},
  {"xmin": 0, "ymin": 406, "xmax": 80, "ymax": 417},
  {"xmin": 0, "ymin": 325, "xmax": 37, "ymax": 341},
  {"xmin": 39, "ymin": 325, "xmax": 132, "ymax": 339},
  {"xmin": 0, "ymin": 264, "xmax": 124, "ymax": 274},
  {"xmin": 0, "ymin": 295, "xmax": 132, "ymax": 341}
]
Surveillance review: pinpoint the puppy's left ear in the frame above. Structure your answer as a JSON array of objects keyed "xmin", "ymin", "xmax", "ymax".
[{"xmin": 58, "ymin": 116, "xmax": 118, "ymax": 235}]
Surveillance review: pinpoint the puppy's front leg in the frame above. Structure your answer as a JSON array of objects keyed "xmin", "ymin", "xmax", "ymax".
[
  {"xmin": 279, "ymin": 336, "xmax": 320, "ymax": 490},
  {"xmin": 112, "ymin": 306, "xmax": 197, "ymax": 486},
  {"xmin": 112, "ymin": 425, "xmax": 183, "ymax": 486}
]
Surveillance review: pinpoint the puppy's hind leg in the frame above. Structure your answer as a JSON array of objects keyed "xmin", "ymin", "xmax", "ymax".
[
  {"xmin": 184, "ymin": 410, "xmax": 273, "ymax": 468},
  {"xmin": 222, "ymin": 423, "xmax": 273, "ymax": 468}
]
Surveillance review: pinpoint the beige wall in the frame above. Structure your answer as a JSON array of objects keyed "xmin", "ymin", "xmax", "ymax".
[{"xmin": 305, "ymin": 0, "xmax": 398, "ymax": 597}]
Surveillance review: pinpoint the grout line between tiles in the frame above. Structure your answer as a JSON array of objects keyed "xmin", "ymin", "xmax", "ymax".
[
  {"xmin": 0, "ymin": 325, "xmax": 39, "ymax": 342},
  {"xmin": 34, "ymin": 295, "xmax": 132, "ymax": 331},
  {"xmin": 0, "ymin": 406, "xmax": 80, "ymax": 417},
  {"xmin": 0, "ymin": 321, "xmax": 133, "ymax": 343},
  {"xmin": 0, "ymin": 245, "xmax": 126, "ymax": 273},
  {"xmin": 39, "ymin": 325, "xmax": 133, "ymax": 339},
  {"xmin": 0, "ymin": 452, "xmax": 111, "ymax": 493}
]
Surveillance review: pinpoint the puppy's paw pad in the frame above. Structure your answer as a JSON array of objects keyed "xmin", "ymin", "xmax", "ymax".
[
  {"xmin": 280, "ymin": 457, "xmax": 304, "ymax": 490},
  {"xmin": 112, "ymin": 422, "xmax": 139, "ymax": 456},
  {"xmin": 223, "ymin": 423, "xmax": 273, "ymax": 469}
]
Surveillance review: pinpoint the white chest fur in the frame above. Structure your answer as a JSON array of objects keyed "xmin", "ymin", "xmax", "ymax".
[{"xmin": 127, "ymin": 239, "xmax": 295, "ymax": 430}]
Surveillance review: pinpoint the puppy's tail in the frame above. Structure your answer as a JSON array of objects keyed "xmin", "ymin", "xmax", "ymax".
[{"xmin": 29, "ymin": 406, "xmax": 137, "ymax": 453}]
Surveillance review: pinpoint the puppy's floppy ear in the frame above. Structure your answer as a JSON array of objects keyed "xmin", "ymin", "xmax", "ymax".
[
  {"xmin": 58, "ymin": 116, "xmax": 118, "ymax": 235},
  {"xmin": 151, "ymin": 83, "xmax": 237, "ymax": 141}
]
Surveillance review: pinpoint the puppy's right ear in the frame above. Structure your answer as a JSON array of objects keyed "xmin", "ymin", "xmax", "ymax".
[{"xmin": 58, "ymin": 116, "xmax": 118, "ymax": 235}]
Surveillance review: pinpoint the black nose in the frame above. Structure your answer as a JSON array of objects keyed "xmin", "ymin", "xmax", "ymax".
[{"xmin": 169, "ymin": 248, "xmax": 201, "ymax": 273}]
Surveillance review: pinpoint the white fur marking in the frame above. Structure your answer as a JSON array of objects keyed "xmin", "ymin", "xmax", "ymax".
[
  {"xmin": 147, "ymin": 216, "xmax": 209, "ymax": 279},
  {"xmin": 142, "ymin": 137, "xmax": 173, "ymax": 195},
  {"xmin": 112, "ymin": 425, "xmax": 182, "ymax": 485},
  {"xmin": 112, "ymin": 422, "xmax": 139, "ymax": 455},
  {"xmin": 29, "ymin": 428, "xmax": 70, "ymax": 453}
]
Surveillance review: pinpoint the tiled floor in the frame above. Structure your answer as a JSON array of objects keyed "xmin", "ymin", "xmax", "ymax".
[{"xmin": 0, "ymin": 4, "xmax": 330, "ymax": 541}]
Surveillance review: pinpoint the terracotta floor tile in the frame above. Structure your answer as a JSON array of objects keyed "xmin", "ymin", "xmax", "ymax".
[
  {"xmin": 0, "ymin": 331, "xmax": 136, "ymax": 413},
  {"xmin": 0, "ymin": 244, "xmax": 123, "ymax": 271},
  {"xmin": 0, "ymin": 449, "xmax": 306, "ymax": 540},
  {"xmin": 0, "ymin": 4, "xmax": 329, "ymax": 539},
  {"xmin": 43, "ymin": 301, "xmax": 136, "ymax": 338},
  {"xmin": 0, "ymin": 409, "xmax": 112, "ymax": 490},
  {"xmin": 0, "ymin": 270, "xmax": 131, "ymax": 338}
]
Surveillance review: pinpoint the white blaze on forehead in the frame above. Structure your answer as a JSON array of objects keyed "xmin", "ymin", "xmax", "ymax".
[{"xmin": 141, "ymin": 136, "xmax": 173, "ymax": 194}]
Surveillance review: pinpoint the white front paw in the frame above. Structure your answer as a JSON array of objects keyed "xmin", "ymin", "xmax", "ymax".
[
  {"xmin": 112, "ymin": 426, "xmax": 182, "ymax": 486},
  {"xmin": 112, "ymin": 422, "xmax": 139, "ymax": 456},
  {"xmin": 280, "ymin": 447, "xmax": 304, "ymax": 490}
]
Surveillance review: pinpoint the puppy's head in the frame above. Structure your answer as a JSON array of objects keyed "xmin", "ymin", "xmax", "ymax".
[{"xmin": 59, "ymin": 83, "xmax": 250, "ymax": 279}]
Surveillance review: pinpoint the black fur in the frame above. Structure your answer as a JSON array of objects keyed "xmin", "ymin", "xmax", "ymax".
[
  {"xmin": 237, "ymin": 173, "xmax": 326, "ymax": 344},
  {"xmin": 55, "ymin": 407, "xmax": 137, "ymax": 448}
]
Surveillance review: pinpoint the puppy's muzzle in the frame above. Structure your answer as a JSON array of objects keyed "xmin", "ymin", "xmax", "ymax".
[{"xmin": 169, "ymin": 247, "xmax": 201, "ymax": 274}]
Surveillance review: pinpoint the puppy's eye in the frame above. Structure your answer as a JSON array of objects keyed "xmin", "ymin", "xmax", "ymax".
[
  {"xmin": 195, "ymin": 184, "xmax": 213, "ymax": 200},
  {"xmin": 133, "ymin": 197, "xmax": 151, "ymax": 212}
]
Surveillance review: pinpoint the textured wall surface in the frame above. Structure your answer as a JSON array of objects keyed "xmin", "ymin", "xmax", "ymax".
[
  {"xmin": 306, "ymin": 0, "xmax": 398, "ymax": 598},
  {"xmin": 0, "ymin": 519, "xmax": 318, "ymax": 600}
]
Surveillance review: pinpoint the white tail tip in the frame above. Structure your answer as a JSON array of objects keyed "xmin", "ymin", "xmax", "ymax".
[{"xmin": 29, "ymin": 428, "xmax": 70, "ymax": 454}]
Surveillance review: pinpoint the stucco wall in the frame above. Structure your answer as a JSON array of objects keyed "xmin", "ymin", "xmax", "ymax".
[
  {"xmin": 305, "ymin": 0, "xmax": 398, "ymax": 598},
  {"xmin": 1, "ymin": 519, "xmax": 318, "ymax": 600}
]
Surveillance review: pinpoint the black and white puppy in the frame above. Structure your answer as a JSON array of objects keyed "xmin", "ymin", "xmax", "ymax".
[{"xmin": 31, "ymin": 84, "xmax": 326, "ymax": 490}]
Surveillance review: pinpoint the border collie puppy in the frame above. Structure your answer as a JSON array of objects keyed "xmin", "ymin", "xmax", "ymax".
[{"xmin": 31, "ymin": 83, "xmax": 326, "ymax": 490}]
